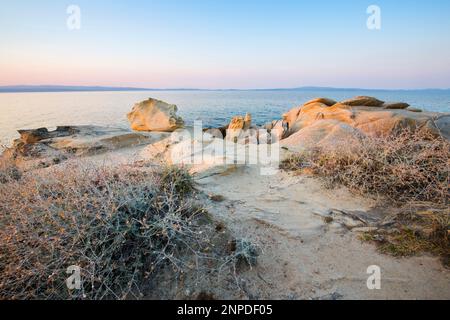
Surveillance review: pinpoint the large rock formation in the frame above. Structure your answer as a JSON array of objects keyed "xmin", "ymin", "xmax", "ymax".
[
  {"xmin": 280, "ymin": 97, "xmax": 450, "ymax": 150},
  {"xmin": 127, "ymin": 98, "xmax": 184, "ymax": 132}
]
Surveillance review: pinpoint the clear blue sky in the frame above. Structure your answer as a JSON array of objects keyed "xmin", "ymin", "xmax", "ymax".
[{"xmin": 1, "ymin": 0, "xmax": 450, "ymax": 89}]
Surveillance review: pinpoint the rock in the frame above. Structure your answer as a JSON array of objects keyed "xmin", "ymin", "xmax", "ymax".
[
  {"xmin": 244, "ymin": 113, "xmax": 252, "ymax": 130},
  {"xmin": 434, "ymin": 115, "xmax": 450, "ymax": 140},
  {"xmin": 382, "ymin": 102, "xmax": 410, "ymax": 110},
  {"xmin": 127, "ymin": 98, "xmax": 184, "ymax": 132},
  {"xmin": 18, "ymin": 126, "xmax": 79, "ymax": 144},
  {"xmin": 6, "ymin": 126, "xmax": 169, "ymax": 171},
  {"xmin": 340, "ymin": 96, "xmax": 384, "ymax": 107},
  {"xmin": 226, "ymin": 114, "xmax": 254, "ymax": 142},
  {"xmin": 228, "ymin": 116, "xmax": 245, "ymax": 131},
  {"xmin": 281, "ymin": 120, "xmax": 363, "ymax": 152},
  {"xmin": 281, "ymin": 100, "xmax": 449, "ymax": 140},
  {"xmin": 407, "ymin": 107, "xmax": 423, "ymax": 113},
  {"xmin": 18, "ymin": 128, "xmax": 50, "ymax": 144},
  {"xmin": 304, "ymin": 98, "xmax": 337, "ymax": 107}
]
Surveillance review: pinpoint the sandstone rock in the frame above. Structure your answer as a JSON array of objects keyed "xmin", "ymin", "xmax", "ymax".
[
  {"xmin": 18, "ymin": 126, "xmax": 79, "ymax": 144},
  {"xmin": 127, "ymin": 98, "xmax": 184, "ymax": 132},
  {"xmin": 281, "ymin": 120, "xmax": 363, "ymax": 152},
  {"xmin": 227, "ymin": 114, "xmax": 254, "ymax": 142},
  {"xmin": 340, "ymin": 96, "xmax": 384, "ymax": 107},
  {"xmin": 382, "ymin": 102, "xmax": 410, "ymax": 110},
  {"xmin": 228, "ymin": 116, "xmax": 245, "ymax": 130},
  {"xmin": 304, "ymin": 98, "xmax": 337, "ymax": 107},
  {"xmin": 281, "ymin": 99, "xmax": 449, "ymax": 141},
  {"xmin": 244, "ymin": 113, "xmax": 252, "ymax": 130}
]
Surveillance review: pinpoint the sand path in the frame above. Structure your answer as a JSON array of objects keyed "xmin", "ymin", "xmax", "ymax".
[{"xmin": 196, "ymin": 166, "xmax": 450, "ymax": 300}]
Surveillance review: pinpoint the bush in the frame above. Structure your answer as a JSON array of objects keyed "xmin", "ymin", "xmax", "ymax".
[
  {"xmin": 0, "ymin": 156, "xmax": 21, "ymax": 184},
  {"xmin": 282, "ymin": 129, "xmax": 449, "ymax": 205},
  {"xmin": 0, "ymin": 163, "xmax": 210, "ymax": 299},
  {"xmin": 282, "ymin": 129, "xmax": 449, "ymax": 264}
]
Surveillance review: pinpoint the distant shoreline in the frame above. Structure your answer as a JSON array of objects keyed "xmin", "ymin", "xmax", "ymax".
[{"xmin": 1, "ymin": 85, "xmax": 450, "ymax": 93}]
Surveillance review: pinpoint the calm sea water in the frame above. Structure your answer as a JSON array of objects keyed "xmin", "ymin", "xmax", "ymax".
[{"xmin": 1, "ymin": 90, "xmax": 450, "ymax": 146}]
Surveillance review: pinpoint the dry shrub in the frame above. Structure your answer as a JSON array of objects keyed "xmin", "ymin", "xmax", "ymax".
[
  {"xmin": 361, "ymin": 207, "xmax": 449, "ymax": 266},
  {"xmin": 282, "ymin": 129, "xmax": 449, "ymax": 263},
  {"xmin": 282, "ymin": 129, "xmax": 449, "ymax": 205},
  {"xmin": 0, "ymin": 155, "xmax": 21, "ymax": 184},
  {"xmin": 0, "ymin": 163, "xmax": 210, "ymax": 299}
]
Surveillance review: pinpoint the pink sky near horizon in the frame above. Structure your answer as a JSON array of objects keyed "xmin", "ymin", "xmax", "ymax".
[{"xmin": 2, "ymin": 1, "xmax": 450, "ymax": 90}]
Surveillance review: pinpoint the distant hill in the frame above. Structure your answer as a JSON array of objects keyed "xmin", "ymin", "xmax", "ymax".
[
  {"xmin": 0, "ymin": 85, "xmax": 154, "ymax": 93},
  {"xmin": 1, "ymin": 85, "xmax": 449, "ymax": 93}
]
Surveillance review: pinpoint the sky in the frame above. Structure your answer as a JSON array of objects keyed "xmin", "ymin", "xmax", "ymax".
[{"xmin": 1, "ymin": 0, "xmax": 450, "ymax": 89}]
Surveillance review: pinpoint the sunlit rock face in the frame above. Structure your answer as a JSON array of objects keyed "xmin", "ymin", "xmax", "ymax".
[
  {"xmin": 127, "ymin": 98, "xmax": 184, "ymax": 132},
  {"xmin": 280, "ymin": 96, "xmax": 450, "ymax": 151}
]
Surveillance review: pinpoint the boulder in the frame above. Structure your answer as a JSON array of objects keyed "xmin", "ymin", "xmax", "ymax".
[
  {"xmin": 18, "ymin": 126, "xmax": 79, "ymax": 144},
  {"xmin": 226, "ymin": 114, "xmax": 254, "ymax": 142},
  {"xmin": 340, "ymin": 96, "xmax": 384, "ymax": 107},
  {"xmin": 304, "ymin": 98, "xmax": 337, "ymax": 107},
  {"xmin": 281, "ymin": 120, "xmax": 363, "ymax": 152},
  {"xmin": 281, "ymin": 98, "xmax": 449, "ymax": 139},
  {"xmin": 407, "ymin": 107, "xmax": 423, "ymax": 113},
  {"xmin": 244, "ymin": 113, "xmax": 252, "ymax": 130},
  {"xmin": 382, "ymin": 102, "xmax": 410, "ymax": 110},
  {"xmin": 127, "ymin": 98, "xmax": 184, "ymax": 132},
  {"xmin": 226, "ymin": 116, "xmax": 245, "ymax": 141}
]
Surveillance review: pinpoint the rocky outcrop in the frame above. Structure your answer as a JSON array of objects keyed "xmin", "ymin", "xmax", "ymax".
[
  {"xmin": 340, "ymin": 96, "xmax": 384, "ymax": 107},
  {"xmin": 280, "ymin": 97, "xmax": 450, "ymax": 150},
  {"xmin": 127, "ymin": 98, "xmax": 184, "ymax": 132},
  {"xmin": 3, "ymin": 126, "xmax": 169, "ymax": 171},
  {"xmin": 382, "ymin": 102, "xmax": 410, "ymax": 110},
  {"xmin": 18, "ymin": 126, "xmax": 79, "ymax": 144},
  {"xmin": 226, "ymin": 113, "xmax": 253, "ymax": 142},
  {"xmin": 304, "ymin": 98, "xmax": 337, "ymax": 107}
]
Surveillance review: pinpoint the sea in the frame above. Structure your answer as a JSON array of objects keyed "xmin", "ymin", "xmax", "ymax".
[{"xmin": 1, "ymin": 89, "xmax": 449, "ymax": 146}]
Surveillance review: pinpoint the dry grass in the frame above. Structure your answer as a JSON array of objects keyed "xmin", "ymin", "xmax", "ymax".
[
  {"xmin": 282, "ymin": 129, "xmax": 449, "ymax": 205},
  {"xmin": 360, "ymin": 207, "xmax": 449, "ymax": 266},
  {"xmin": 0, "ymin": 162, "xmax": 216, "ymax": 299},
  {"xmin": 0, "ymin": 155, "xmax": 21, "ymax": 184},
  {"xmin": 282, "ymin": 129, "xmax": 449, "ymax": 264}
]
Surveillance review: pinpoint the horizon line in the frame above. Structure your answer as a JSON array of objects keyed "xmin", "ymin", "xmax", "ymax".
[{"xmin": 1, "ymin": 84, "xmax": 450, "ymax": 93}]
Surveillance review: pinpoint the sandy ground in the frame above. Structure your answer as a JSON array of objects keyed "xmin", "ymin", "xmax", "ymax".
[{"xmin": 195, "ymin": 165, "xmax": 450, "ymax": 300}]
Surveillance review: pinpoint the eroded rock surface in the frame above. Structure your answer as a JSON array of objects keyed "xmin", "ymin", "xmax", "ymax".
[{"xmin": 127, "ymin": 98, "xmax": 184, "ymax": 132}]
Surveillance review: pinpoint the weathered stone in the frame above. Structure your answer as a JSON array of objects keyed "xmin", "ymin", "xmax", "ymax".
[
  {"xmin": 382, "ymin": 102, "xmax": 410, "ymax": 110},
  {"xmin": 18, "ymin": 126, "xmax": 80, "ymax": 144},
  {"xmin": 127, "ymin": 98, "xmax": 184, "ymax": 132},
  {"xmin": 340, "ymin": 96, "xmax": 385, "ymax": 107},
  {"xmin": 281, "ymin": 100, "xmax": 448, "ymax": 140},
  {"xmin": 304, "ymin": 98, "xmax": 337, "ymax": 107}
]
